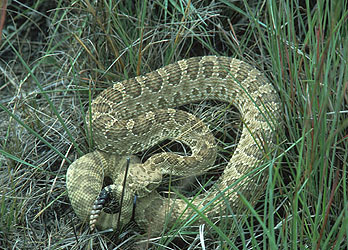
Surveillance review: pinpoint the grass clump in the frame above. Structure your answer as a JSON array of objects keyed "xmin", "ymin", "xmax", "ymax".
[{"xmin": 0, "ymin": 0, "xmax": 347, "ymax": 249}]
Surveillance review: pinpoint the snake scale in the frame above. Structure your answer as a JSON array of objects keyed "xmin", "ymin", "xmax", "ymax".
[{"xmin": 66, "ymin": 56, "xmax": 281, "ymax": 234}]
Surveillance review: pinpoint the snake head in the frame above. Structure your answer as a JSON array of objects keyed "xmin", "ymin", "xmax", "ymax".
[{"xmin": 127, "ymin": 163, "xmax": 162, "ymax": 198}]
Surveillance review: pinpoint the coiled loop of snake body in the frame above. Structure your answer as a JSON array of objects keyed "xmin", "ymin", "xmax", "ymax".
[{"xmin": 66, "ymin": 56, "xmax": 280, "ymax": 233}]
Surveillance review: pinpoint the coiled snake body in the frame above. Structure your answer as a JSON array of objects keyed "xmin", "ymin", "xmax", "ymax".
[{"xmin": 66, "ymin": 56, "xmax": 280, "ymax": 233}]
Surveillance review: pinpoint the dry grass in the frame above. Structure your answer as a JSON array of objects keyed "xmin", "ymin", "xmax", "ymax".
[{"xmin": 1, "ymin": 0, "xmax": 347, "ymax": 249}]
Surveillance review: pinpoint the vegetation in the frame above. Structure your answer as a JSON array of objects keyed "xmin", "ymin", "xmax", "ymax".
[{"xmin": 0, "ymin": 0, "xmax": 347, "ymax": 249}]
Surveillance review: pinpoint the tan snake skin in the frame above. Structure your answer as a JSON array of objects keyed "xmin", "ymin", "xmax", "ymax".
[{"xmin": 66, "ymin": 56, "xmax": 281, "ymax": 234}]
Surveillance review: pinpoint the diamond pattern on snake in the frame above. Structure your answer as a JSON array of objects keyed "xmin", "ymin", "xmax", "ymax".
[{"xmin": 66, "ymin": 56, "xmax": 281, "ymax": 233}]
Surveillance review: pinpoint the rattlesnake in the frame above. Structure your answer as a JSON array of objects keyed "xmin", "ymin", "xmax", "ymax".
[{"xmin": 66, "ymin": 56, "xmax": 281, "ymax": 234}]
